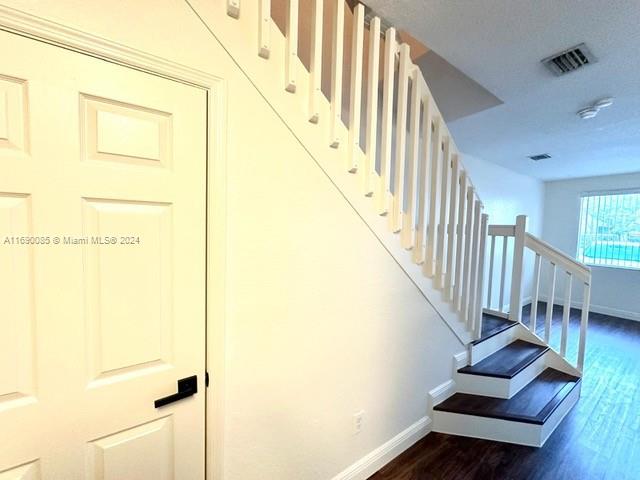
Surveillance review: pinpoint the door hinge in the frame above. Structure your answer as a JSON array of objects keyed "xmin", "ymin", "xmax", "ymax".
[{"xmin": 205, "ymin": 371, "xmax": 210, "ymax": 388}]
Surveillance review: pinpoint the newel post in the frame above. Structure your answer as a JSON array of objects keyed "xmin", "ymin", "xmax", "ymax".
[{"xmin": 509, "ymin": 215, "xmax": 528, "ymax": 323}]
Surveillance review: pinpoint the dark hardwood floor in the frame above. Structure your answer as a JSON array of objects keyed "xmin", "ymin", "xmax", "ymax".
[{"xmin": 370, "ymin": 304, "xmax": 640, "ymax": 480}]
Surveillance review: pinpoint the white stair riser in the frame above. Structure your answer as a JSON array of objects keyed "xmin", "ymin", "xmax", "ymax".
[
  {"xmin": 433, "ymin": 411, "xmax": 542, "ymax": 446},
  {"xmin": 455, "ymin": 351, "xmax": 548, "ymax": 399},
  {"xmin": 469, "ymin": 326, "xmax": 518, "ymax": 365},
  {"xmin": 540, "ymin": 382, "xmax": 581, "ymax": 445}
]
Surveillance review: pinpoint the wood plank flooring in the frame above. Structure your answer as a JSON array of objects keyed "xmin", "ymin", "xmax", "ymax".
[{"xmin": 370, "ymin": 306, "xmax": 640, "ymax": 480}]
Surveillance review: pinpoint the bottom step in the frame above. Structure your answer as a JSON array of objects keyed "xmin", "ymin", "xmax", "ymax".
[{"xmin": 433, "ymin": 369, "xmax": 581, "ymax": 446}]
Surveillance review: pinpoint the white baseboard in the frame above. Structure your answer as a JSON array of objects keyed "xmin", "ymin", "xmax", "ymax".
[
  {"xmin": 589, "ymin": 303, "xmax": 640, "ymax": 322},
  {"xmin": 537, "ymin": 295, "xmax": 640, "ymax": 322},
  {"xmin": 330, "ymin": 416, "xmax": 432, "ymax": 480},
  {"xmin": 453, "ymin": 350, "xmax": 469, "ymax": 370},
  {"xmin": 428, "ymin": 379, "xmax": 456, "ymax": 410}
]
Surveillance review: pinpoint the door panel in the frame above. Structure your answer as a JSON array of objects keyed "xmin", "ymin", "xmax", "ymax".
[
  {"xmin": 0, "ymin": 194, "xmax": 35, "ymax": 409},
  {"xmin": 81, "ymin": 94, "xmax": 172, "ymax": 167},
  {"xmin": 0, "ymin": 29, "xmax": 206, "ymax": 479},
  {"xmin": 82, "ymin": 198, "xmax": 173, "ymax": 384},
  {"xmin": 0, "ymin": 75, "xmax": 28, "ymax": 157},
  {"xmin": 87, "ymin": 417, "xmax": 173, "ymax": 480}
]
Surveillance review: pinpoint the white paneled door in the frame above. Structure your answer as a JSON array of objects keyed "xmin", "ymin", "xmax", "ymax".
[{"xmin": 0, "ymin": 30, "xmax": 207, "ymax": 479}]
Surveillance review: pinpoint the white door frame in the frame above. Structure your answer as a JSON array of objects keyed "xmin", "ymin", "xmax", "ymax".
[{"xmin": 0, "ymin": 6, "xmax": 227, "ymax": 479}]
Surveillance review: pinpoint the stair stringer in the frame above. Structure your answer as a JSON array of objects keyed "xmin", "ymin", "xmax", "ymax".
[
  {"xmin": 186, "ymin": 0, "xmax": 473, "ymax": 343},
  {"xmin": 515, "ymin": 325, "xmax": 582, "ymax": 377}
]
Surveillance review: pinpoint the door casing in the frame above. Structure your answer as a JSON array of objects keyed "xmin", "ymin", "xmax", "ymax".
[{"xmin": 0, "ymin": 6, "xmax": 228, "ymax": 479}]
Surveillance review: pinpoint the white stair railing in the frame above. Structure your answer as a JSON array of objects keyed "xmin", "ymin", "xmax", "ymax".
[
  {"xmin": 485, "ymin": 216, "xmax": 592, "ymax": 372},
  {"xmin": 224, "ymin": 0, "xmax": 489, "ymax": 337}
]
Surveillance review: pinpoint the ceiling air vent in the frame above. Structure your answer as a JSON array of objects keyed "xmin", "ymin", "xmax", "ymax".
[
  {"xmin": 541, "ymin": 43, "xmax": 597, "ymax": 76},
  {"xmin": 529, "ymin": 153, "xmax": 552, "ymax": 161}
]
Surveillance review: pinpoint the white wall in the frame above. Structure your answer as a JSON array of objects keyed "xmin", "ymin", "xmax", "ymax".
[
  {"xmin": 462, "ymin": 153, "xmax": 544, "ymax": 232},
  {"xmin": 0, "ymin": 1, "xmax": 465, "ymax": 479},
  {"xmin": 543, "ymin": 173, "xmax": 640, "ymax": 321},
  {"xmin": 462, "ymin": 154, "xmax": 545, "ymax": 310}
]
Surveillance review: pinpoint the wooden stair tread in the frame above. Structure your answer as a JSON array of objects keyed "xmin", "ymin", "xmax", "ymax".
[
  {"xmin": 434, "ymin": 369, "xmax": 581, "ymax": 425},
  {"xmin": 458, "ymin": 340, "xmax": 549, "ymax": 379},
  {"xmin": 471, "ymin": 314, "xmax": 517, "ymax": 345}
]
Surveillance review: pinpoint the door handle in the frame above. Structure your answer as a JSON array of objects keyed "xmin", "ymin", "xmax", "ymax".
[{"xmin": 154, "ymin": 375, "xmax": 198, "ymax": 408}]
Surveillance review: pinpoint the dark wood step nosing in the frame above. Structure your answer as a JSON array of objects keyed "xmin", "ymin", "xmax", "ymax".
[
  {"xmin": 434, "ymin": 378, "xmax": 581, "ymax": 426},
  {"xmin": 537, "ymin": 377, "xmax": 582, "ymax": 424},
  {"xmin": 471, "ymin": 320, "xmax": 518, "ymax": 346},
  {"xmin": 457, "ymin": 345, "xmax": 550, "ymax": 379}
]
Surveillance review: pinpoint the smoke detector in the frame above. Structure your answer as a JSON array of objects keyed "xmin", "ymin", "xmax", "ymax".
[
  {"xmin": 578, "ymin": 107, "xmax": 599, "ymax": 120},
  {"xmin": 541, "ymin": 43, "xmax": 597, "ymax": 76},
  {"xmin": 577, "ymin": 97, "xmax": 614, "ymax": 120}
]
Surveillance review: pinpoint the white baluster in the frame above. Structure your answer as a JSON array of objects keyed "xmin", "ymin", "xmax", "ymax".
[
  {"xmin": 423, "ymin": 119, "xmax": 441, "ymax": 277},
  {"xmin": 509, "ymin": 215, "xmax": 527, "ymax": 322},
  {"xmin": 468, "ymin": 200, "xmax": 482, "ymax": 329},
  {"xmin": 545, "ymin": 262, "xmax": 557, "ymax": 344},
  {"xmin": 402, "ymin": 67, "xmax": 421, "ymax": 249},
  {"xmin": 486, "ymin": 234, "xmax": 496, "ymax": 309},
  {"xmin": 460, "ymin": 186, "xmax": 474, "ymax": 320},
  {"xmin": 475, "ymin": 213, "xmax": 489, "ymax": 339},
  {"xmin": 561, "ymin": 271, "xmax": 572, "ymax": 356},
  {"xmin": 453, "ymin": 171, "xmax": 467, "ymax": 310},
  {"xmin": 435, "ymin": 138, "xmax": 450, "ymax": 289},
  {"xmin": 363, "ymin": 16, "xmax": 380, "ymax": 196},
  {"xmin": 258, "ymin": 0, "xmax": 271, "ymax": 58},
  {"xmin": 530, "ymin": 253, "xmax": 541, "ymax": 334},
  {"xmin": 377, "ymin": 27, "xmax": 396, "ymax": 214},
  {"xmin": 444, "ymin": 154, "xmax": 459, "ymax": 299},
  {"xmin": 284, "ymin": 0, "xmax": 299, "ymax": 93},
  {"xmin": 413, "ymin": 98, "xmax": 432, "ymax": 264},
  {"xmin": 499, "ymin": 236, "xmax": 508, "ymax": 313},
  {"xmin": 578, "ymin": 282, "xmax": 591, "ymax": 371},
  {"xmin": 308, "ymin": 0, "xmax": 323, "ymax": 122},
  {"xmin": 348, "ymin": 3, "xmax": 365, "ymax": 173},
  {"xmin": 330, "ymin": 0, "xmax": 345, "ymax": 147},
  {"xmin": 390, "ymin": 43, "xmax": 410, "ymax": 233}
]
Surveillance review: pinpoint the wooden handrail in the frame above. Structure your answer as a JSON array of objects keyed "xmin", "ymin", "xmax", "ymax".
[
  {"xmin": 525, "ymin": 233, "xmax": 591, "ymax": 284},
  {"xmin": 488, "ymin": 225, "xmax": 516, "ymax": 237}
]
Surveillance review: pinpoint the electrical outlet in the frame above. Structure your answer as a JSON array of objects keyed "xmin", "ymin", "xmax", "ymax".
[{"xmin": 352, "ymin": 410, "xmax": 365, "ymax": 435}]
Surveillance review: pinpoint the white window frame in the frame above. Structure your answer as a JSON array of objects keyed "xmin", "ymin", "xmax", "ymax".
[{"xmin": 577, "ymin": 188, "xmax": 640, "ymax": 271}]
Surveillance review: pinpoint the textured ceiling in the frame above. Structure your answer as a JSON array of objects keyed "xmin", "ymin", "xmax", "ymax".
[{"xmin": 364, "ymin": 0, "xmax": 640, "ymax": 180}]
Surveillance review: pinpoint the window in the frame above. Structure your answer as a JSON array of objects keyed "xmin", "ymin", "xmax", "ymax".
[{"xmin": 577, "ymin": 190, "xmax": 640, "ymax": 269}]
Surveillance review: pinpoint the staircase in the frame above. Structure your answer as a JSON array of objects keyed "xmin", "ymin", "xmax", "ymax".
[
  {"xmin": 433, "ymin": 217, "xmax": 592, "ymax": 446},
  {"xmin": 434, "ymin": 313, "xmax": 582, "ymax": 447},
  {"xmin": 190, "ymin": 0, "xmax": 592, "ymax": 447}
]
